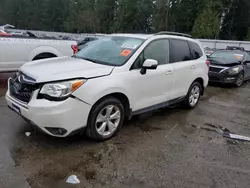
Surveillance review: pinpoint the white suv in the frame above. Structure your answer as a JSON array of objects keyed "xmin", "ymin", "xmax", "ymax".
[{"xmin": 6, "ymin": 32, "xmax": 209, "ymax": 141}]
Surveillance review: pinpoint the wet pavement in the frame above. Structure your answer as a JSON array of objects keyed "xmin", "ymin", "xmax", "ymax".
[{"xmin": 1, "ymin": 77, "xmax": 250, "ymax": 188}]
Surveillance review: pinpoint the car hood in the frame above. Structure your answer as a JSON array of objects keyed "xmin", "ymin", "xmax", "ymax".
[
  {"xmin": 208, "ymin": 58, "xmax": 241, "ymax": 67},
  {"xmin": 20, "ymin": 57, "xmax": 114, "ymax": 83}
]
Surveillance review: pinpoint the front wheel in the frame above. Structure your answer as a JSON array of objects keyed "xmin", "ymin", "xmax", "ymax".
[
  {"xmin": 86, "ymin": 97, "xmax": 124, "ymax": 141},
  {"xmin": 184, "ymin": 82, "xmax": 202, "ymax": 108},
  {"xmin": 235, "ymin": 72, "xmax": 244, "ymax": 87}
]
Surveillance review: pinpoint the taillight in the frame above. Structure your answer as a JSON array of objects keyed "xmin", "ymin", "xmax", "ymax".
[
  {"xmin": 206, "ymin": 60, "xmax": 210, "ymax": 68},
  {"xmin": 71, "ymin": 45, "xmax": 78, "ymax": 54}
]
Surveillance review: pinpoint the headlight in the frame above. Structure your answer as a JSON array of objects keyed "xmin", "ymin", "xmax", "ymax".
[
  {"xmin": 40, "ymin": 79, "xmax": 86, "ymax": 99},
  {"xmin": 224, "ymin": 67, "xmax": 240, "ymax": 75}
]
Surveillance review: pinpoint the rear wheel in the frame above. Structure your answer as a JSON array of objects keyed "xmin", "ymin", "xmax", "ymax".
[
  {"xmin": 235, "ymin": 72, "xmax": 244, "ymax": 87},
  {"xmin": 184, "ymin": 82, "xmax": 202, "ymax": 108},
  {"xmin": 86, "ymin": 97, "xmax": 124, "ymax": 141}
]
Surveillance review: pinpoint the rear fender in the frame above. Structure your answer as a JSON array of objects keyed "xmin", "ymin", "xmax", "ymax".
[{"xmin": 29, "ymin": 46, "xmax": 62, "ymax": 61}]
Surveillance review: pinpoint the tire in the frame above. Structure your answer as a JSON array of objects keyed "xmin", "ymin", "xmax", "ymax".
[
  {"xmin": 235, "ymin": 72, "xmax": 244, "ymax": 87},
  {"xmin": 184, "ymin": 82, "xmax": 202, "ymax": 109},
  {"xmin": 86, "ymin": 97, "xmax": 124, "ymax": 141}
]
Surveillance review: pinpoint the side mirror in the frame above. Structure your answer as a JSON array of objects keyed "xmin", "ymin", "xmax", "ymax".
[{"xmin": 140, "ymin": 59, "xmax": 158, "ymax": 75}]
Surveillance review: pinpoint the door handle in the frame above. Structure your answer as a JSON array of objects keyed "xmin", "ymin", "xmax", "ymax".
[
  {"xmin": 191, "ymin": 65, "xmax": 196, "ymax": 69},
  {"xmin": 166, "ymin": 70, "xmax": 173, "ymax": 75}
]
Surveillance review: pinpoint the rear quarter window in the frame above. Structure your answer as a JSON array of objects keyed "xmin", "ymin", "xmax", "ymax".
[{"xmin": 188, "ymin": 41, "xmax": 203, "ymax": 59}]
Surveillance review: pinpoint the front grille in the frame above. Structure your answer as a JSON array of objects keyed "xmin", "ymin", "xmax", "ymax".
[
  {"xmin": 9, "ymin": 78, "xmax": 37, "ymax": 103},
  {"xmin": 209, "ymin": 76, "xmax": 220, "ymax": 81},
  {"xmin": 209, "ymin": 66, "xmax": 224, "ymax": 73}
]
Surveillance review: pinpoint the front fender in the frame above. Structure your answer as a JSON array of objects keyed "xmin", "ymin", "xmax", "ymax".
[
  {"xmin": 91, "ymin": 87, "xmax": 132, "ymax": 105},
  {"xmin": 28, "ymin": 46, "xmax": 62, "ymax": 61},
  {"xmin": 74, "ymin": 86, "xmax": 132, "ymax": 105},
  {"xmin": 73, "ymin": 77, "xmax": 134, "ymax": 109}
]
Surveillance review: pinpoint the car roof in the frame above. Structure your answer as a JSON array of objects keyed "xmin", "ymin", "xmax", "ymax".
[
  {"xmin": 215, "ymin": 50, "xmax": 245, "ymax": 54},
  {"xmin": 110, "ymin": 33, "xmax": 153, "ymax": 40},
  {"xmin": 110, "ymin": 33, "xmax": 199, "ymax": 43}
]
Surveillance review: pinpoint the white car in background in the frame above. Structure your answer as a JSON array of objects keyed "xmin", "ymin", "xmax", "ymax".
[
  {"xmin": 6, "ymin": 32, "xmax": 209, "ymax": 141},
  {"xmin": 0, "ymin": 33, "xmax": 77, "ymax": 72}
]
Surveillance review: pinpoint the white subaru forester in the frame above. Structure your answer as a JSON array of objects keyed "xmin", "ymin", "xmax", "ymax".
[{"xmin": 6, "ymin": 32, "xmax": 209, "ymax": 141}]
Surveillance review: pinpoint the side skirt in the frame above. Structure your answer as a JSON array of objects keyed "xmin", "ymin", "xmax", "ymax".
[{"xmin": 131, "ymin": 96, "xmax": 185, "ymax": 116}]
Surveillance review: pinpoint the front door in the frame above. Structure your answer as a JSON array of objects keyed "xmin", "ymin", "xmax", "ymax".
[{"xmin": 128, "ymin": 39, "xmax": 174, "ymax": 111}]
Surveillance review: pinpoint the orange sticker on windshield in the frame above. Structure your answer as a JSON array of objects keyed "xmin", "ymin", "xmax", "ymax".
[
  {"xmin": 120, "ymin": 49, "xmax": 132, "ymax": 57},
  {"xmin": 234, "ymin": 54, "xmax": 243, "ymax": 60}
]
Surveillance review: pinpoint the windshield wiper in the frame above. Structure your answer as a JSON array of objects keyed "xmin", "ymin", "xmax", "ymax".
[
  {"xmin": 72, "ymin": 55, "xmax": 115, "ymax": 66},
  {"xmin": 72, "ymin": 56, "xmax": 104, "ymax": 64},
  {"xmin": 82, "ymin": 57, "xmax": 102, "ymax": 64}
]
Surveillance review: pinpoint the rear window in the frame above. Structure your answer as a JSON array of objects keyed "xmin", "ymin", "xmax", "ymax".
[
  {"xmin": 170, "ymin": 39, "xmax": 191, "ymax": 63},
  {"xmin": 188, "ymin": 41, "xmax": 203, "ymax": 59},
  {"xmin": 210, "ymin": 51, "xmax": 244, "ymax": 62}
]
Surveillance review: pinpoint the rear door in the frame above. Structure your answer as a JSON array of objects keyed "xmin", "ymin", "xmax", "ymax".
[{"xmin": 169, "ymin": 39, "xmax": 196, "ymax": 98}]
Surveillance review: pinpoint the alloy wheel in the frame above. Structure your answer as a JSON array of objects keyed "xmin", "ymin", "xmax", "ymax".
[
  {"xmin": 236, "ymin": 73, "xmax": 244, "ymax": 87},
  {"xmin": 189, "ymin": 85, "xmax": 200, "ymax": 107},
  {"xmin": 95, "ymin": 105, "xmax": 121, "ymax": 137}
]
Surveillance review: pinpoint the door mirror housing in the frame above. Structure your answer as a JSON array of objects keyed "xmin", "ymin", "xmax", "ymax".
[{"xmin": 140, "ymin": 59, "xmax": 158, "ymax": 75}]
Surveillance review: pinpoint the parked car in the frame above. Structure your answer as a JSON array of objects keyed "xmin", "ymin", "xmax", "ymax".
[
  {"xmin": 0, "ymin": 33, "xmax": 77, "ymax": 72},
  {"xmin": 0, "ymin": 24, "xmax": 15, "ymax": 30},
  {"xmin": 77, "ymin": 37, "xmax": 99, "ymax": 50},
  {"xmin": 204, "ymin": 47, "xmax": 217, "ymax": 56},
  {"xmin": 11, "ymin": 31, "xmax": 24, "ymax": 36},
  {"xmin": 226, "ymin": 46, "xmax": 245, "ymax": 51},
  {"xmin": 0, "ymin": 30, "xmax": 11, "ymax": 36},
  {"xmin": 208, "ymin": 50, "xmax": 250, "ymax": 86},
  {"xmin": 6, "ymin": 32, "xmax": 209, "ymax": 141}
]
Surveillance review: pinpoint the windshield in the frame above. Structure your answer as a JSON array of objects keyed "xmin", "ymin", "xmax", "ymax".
[
  {"xmin": 73, "ymin": 36, "xmax": 144, "ymax": 66},
  {"xmin": 210, "ymin": 51, "xmax": 244, "ymax": 62}
]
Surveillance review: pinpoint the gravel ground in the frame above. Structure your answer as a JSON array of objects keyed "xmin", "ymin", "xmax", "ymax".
[{"xmin": 0, "ymin": 79, "xmax": 250, "ymax": 188}]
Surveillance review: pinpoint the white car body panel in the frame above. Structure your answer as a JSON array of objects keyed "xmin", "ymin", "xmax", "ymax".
[
  {"xmin": 5, "ymin": 88, "xmax": 91, "ymax": 137},
  {"xmin": 20, "ymin": 57, "xmax": 114, "ymax": 82},
  {"xmin": 0, "ymin": 37, "xmax": 77, "ymax": 72},
  {"xmin": 5, "ymin": 34, "xmax": 209, "ymax": 137}
]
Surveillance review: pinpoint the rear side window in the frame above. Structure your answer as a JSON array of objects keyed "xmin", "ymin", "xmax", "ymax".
[
  {"xmin": 170, "ymin": 39, "xmax": 191, "ymax": 63},
  {"xmin": 188, "ymin": 41, "xmax": 203, "ymax": 59}
]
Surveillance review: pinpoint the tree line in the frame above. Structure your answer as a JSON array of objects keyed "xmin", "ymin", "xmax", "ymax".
[{"xmin": 0, "ymin": 0, "xmax": 250, "ymax": 40}]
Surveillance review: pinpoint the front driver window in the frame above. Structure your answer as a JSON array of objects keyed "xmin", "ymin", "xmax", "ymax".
[
  {"xmin": 131, "ymin": 39, "xmax": 169, "ymax": 69},
  {"xmin": 144, "ymin": 39, "xmax": 169, "ymax": 65}
]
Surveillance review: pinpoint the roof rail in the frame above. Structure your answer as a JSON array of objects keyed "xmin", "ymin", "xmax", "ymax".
[{"xmin": 155, "ymin": 31, "xmax": 193, "ymax": 38}]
